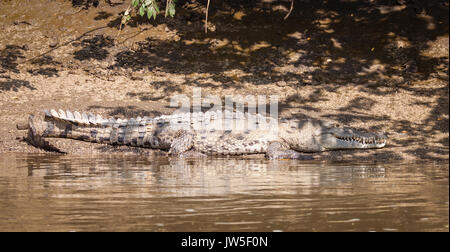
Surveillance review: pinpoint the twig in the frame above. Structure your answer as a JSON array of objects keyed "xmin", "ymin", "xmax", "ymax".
[
  {"xmin": 20, "ymin": 26, "xmax": 108, "ymax": 64},
  {"xmin": 205, "ymin": 0, "xmax": 211, "ymax": 33},
  {"xmin": 166, "ymin": 0, "xmax": 170, "ymax": 16},
  {"xmin": 116, "ymin": 4, "xmax": 132, "ymax": 40},
  {"xmin": 284, "ymin": 0, "xmax": 294, "ymax": 20},
  {"xmin": 116, "ymin": 28, "xmax": 149, "ymax": 45}
]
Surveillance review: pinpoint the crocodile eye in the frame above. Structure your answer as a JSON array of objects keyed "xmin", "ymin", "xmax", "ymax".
[{"xmin": 334, "ymin": 123, "xmax": 340, "ymax": 128}]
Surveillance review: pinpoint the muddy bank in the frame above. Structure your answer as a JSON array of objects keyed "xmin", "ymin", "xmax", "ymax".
[{"xmin": 0, "ymin": 0, "xmax": 448, "ymax": 162}]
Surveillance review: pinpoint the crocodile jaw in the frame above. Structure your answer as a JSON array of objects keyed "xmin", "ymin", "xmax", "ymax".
[{"xmin": 321, "ymin": 128, "xmax": 387, "ymax": 150}]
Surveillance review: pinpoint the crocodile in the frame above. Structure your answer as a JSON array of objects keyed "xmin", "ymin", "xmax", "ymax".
[{"xmin": 20, "ymin": 109, "xmax": 387, "ymax": 159}]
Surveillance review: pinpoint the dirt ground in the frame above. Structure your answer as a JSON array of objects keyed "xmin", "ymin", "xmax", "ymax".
[{"xmin": 0, "ymin": 0, "xmax": 448, "ymax": 162}]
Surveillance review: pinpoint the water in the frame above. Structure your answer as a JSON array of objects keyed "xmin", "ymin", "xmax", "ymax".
[{"xmin": 0, "ymin": 154, "xmax": 448, "ymax": 232}]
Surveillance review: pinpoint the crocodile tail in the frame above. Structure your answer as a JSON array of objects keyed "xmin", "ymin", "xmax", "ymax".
[
  {"xmin": 39, "ymin": 109, "xmax": 116, "ymax": 143},
  {"xmin": 26, "ymin": 114, "xmax": 63, "ymax": 152},
  {"xmin": 41, "ymin": 109, "xmax": 151, "ymax": 146},
  {"xmin": 43, "ymin": 109, "xmax": 113, "ymax": 127}
]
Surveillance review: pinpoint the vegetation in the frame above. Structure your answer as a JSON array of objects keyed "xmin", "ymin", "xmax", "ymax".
[
  {"xmin": 122, "ymin": 0, "xmax": 177, "ymax": 24},
  {"xmin": 121, "ymin": 0, "xmax": 217, "ymax": 33},
  {"xmin": 120, "ymin": 0, "xmax": 292, "ymax": 33}
]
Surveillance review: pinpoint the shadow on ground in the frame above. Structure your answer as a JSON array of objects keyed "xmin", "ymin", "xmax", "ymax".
[{"xmin": 0, "ymin": 76, "xmax": 35, "ymax": 92}]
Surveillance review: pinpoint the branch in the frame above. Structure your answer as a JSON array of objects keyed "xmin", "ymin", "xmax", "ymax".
[
  {"xmin": 284, "ymin": 0, "xmax": 294, "ymax": 20},
  {"xmin": 205, "ymin": 0, "xmax": 211, "ymax": 33}
]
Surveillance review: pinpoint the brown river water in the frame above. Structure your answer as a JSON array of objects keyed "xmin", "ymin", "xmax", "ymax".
[{"xmin": 0, "ymin": 153, "xmax": 448, "ymax": 232}]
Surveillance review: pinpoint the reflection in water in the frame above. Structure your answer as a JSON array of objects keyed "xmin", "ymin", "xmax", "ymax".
[{"xmin": 0, "ymin": 154, "xmax": 448, "ymax": 231}]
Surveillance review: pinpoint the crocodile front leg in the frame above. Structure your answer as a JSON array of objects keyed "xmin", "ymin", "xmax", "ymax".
[
  {"xmin": 178, "ymin": 150, "xmax": 207, "ymax": 158},
  {"xmin": 266, "ymin": 142, "xmax": 314, "ymax": 160},
  {"xmin": 168, "ymin": 130, "xmax": 195, "ymax": 155}
]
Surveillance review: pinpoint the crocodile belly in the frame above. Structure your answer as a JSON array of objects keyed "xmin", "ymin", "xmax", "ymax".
[{"xmin": 193, "ymin": 129, "xmax": 275, "ymax": 155}]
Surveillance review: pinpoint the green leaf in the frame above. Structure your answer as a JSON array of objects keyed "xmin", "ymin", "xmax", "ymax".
[
  {"xmin": 147, "ymin": 8, "xmax": 153, "ymax": 19},
  {"xmin": 169, "ymin": 4, "xmax": 175, "ymax": 17},
  {"xmin": 139, "ymin": 5, "xmax": 145, "ymax": 16},
  {"xmin": 131, "ymin": 0, "xmax": 139, "ymax": 8},
  {"xmin": 152, "ymin": 9, "xmax": 157, "ymax": 20},
  {"xmin": 154, "ymin": 3, "xmax": 160, "ymax": 13},
  {"xmin": 126, "ymin": 15, "xmax": 131, "ymax": 22}
]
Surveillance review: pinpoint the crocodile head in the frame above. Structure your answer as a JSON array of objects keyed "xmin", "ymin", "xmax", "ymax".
[
  {"xmin": 281, "ymin": 120, "xmax": 387, "ymax": 152},
  {"xmin": 319, "ymin": 125, "xmax": 387, "ymax": 151}
]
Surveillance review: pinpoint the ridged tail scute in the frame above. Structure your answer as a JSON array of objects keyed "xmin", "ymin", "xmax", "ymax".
[
  {"xmin": 40, "ymin": 109, "xmax": 119, "ymax": 143},
  {"xmin": 43, "ymin": 109, "xmax": 113, "ymax": 127},
  {"xmin": 41, "ymin": 109, "xmax": 155, "ymax": 146}
]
